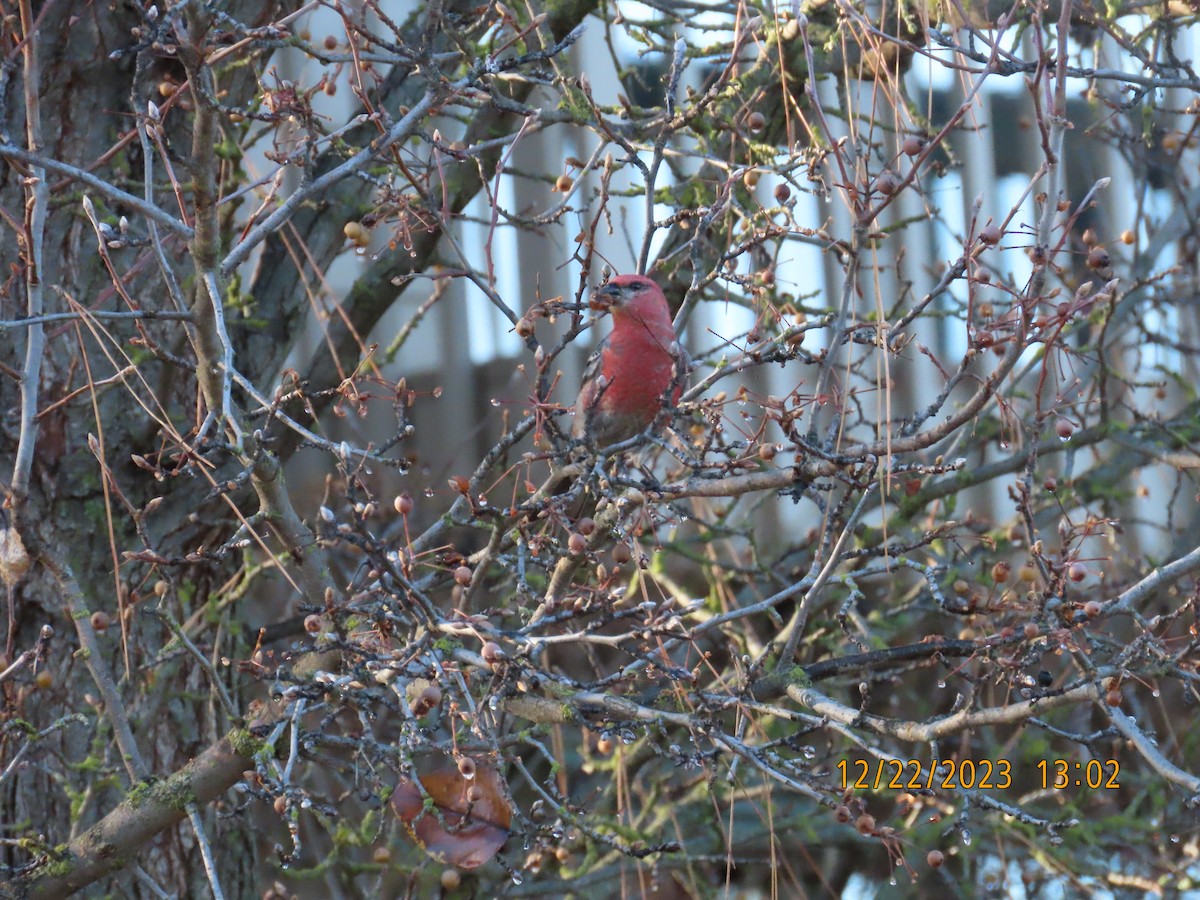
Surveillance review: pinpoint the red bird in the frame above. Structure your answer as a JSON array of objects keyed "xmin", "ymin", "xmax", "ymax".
[{"xmin": 573, "ymin": 274, "xmax": 682, "ymax": 447}]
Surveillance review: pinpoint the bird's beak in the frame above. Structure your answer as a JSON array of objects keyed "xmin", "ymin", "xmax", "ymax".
[{"xmin": 588, "ymin": 283, "xmax": 622, "ymax": 312}]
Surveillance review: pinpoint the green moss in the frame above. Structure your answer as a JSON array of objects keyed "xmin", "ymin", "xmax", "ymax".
[
  {"xmin": 126, "ymin": 780, "xmax": 154, "ymax": 809},
  {"xmin": 214, "ymin": 138, "xmax": 242, "ymax": 161},
  {"xmin": 228, "ymin": 727, "xmax": 268, "ymax": 759},
  {"xmin": 127, "ymin": 771, "xmax": 198, "ymax": 812},
  {"xmin": 40, "ymin": 854, "xmax": 76, "ymax": 879},
  {"xmin": 789, "ymin": 666, "xmax": 813, "ymax": 688},
  {"xmin": 8, "ymin": 718, "xmax": 37, "ymax": 737}
]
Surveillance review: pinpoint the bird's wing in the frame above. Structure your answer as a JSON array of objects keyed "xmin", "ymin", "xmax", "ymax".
[{"xmin": 580, "ymin": 335, "xmax": 608, "ymax": 388}]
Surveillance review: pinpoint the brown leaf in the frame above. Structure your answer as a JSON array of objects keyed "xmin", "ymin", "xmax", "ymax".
[{"xmin": 391, "ymin": 762, "xmax": 510, "ymax": 869}]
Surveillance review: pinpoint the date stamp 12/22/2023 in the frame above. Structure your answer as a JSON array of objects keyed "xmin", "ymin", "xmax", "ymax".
[{"xmin": 836, "ymin": 757, "xmax": 1121, "ymax": 792}]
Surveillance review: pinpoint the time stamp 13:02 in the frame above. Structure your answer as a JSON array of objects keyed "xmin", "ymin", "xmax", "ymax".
[{"xmin": 836, "ymin": 758, "xmax": 1121, "ymax": 791}]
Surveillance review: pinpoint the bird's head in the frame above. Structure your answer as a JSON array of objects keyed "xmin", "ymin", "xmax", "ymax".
[{"xmin": 589, "ymin": 274, "xmax": 670, "ymax": 322}]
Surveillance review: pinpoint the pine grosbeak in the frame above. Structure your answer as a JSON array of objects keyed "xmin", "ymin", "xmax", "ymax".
[{"xmin": 572, "ymin": 275, "xmax": 682, "ymax": 446}]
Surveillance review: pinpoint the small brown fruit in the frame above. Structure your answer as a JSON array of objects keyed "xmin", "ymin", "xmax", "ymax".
[
  {"xmin": 453, "ymin": 565, "xmax": 473, "ymax": 586},
  {"xmin": 90, "ymin": 611, "xmax": 111, "ymax": 632},
  {"xmin": 567, "ymin": 532, "xmax": 587, "ymax": 555},
  {"xmin": 874, "ymin": 172, "xmax": 899, "ymax": 195},
  {"xmin": 440, "ymin": 868, "xmax": 461, "ymax": 889},
  {"xmin": 927, "ymin": 849, "xmax": 944, "ymax": 868},
  {"xmin": 773, "ymin": 183, "xmax": 791, "ymax": 203},
  {"xmin": 394, "ymin": 493, "xmax": 413, "ymax": 516},
  {"xmin": 979, "ymin": 224, "xmax": 1002, "ymax": 245},
  {"xmin": 413, "ymin": 684, "xmax": 443, "ymax": 716},
  {"xmin": 1086, "ymin": 246, "xmax": 1110, "ymax": 270},
  {"xmin": 746, "ymin": 110, "xmax": 766, "ymax": 133},
  {"xmin": 555, "ymin": 174, "xmax": 574, "ymax": 193},
  {"xmin": 481, "ymin": 641, "xmax": 504, "ymax": 666}
]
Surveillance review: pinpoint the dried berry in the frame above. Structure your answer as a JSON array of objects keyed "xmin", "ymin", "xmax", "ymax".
[
  {"xmin": 1086, "ymin": 246, "xmax": 1110, "ymax": 270},
  {"xmin": 343, "ymin": 221, "xmax": 368, "ymax": 246},
  {"xmin": 481, "ymin": 641, "xmax": 505, "ymax": 666}
]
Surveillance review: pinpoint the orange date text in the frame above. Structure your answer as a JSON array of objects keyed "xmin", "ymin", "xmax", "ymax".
[{"xmin": 836, "ymin": 758, "xmax": 1013, "ymax": 791}]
